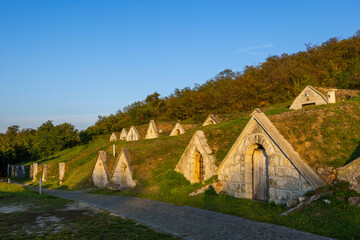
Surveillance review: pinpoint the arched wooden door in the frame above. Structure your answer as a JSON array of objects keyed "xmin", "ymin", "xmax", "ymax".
[
  {"xmin": 252, "ymin": 147, "xmax": 268, "ymax": 201},
  {"xmin": 194, "ymin": 150, "xmax": 204, "ymax": 183},
  {"xmin": 120, "ymin": 163, "xmax": 127, "ymax": 185}
]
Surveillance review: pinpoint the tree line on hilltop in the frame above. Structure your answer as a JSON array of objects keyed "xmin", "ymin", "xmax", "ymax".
[
  {"xmin": 0, "ymin": 121, "xmax": 80, "ymax": 177},
  {"xmin": 87, "ymin": 32, "xmax": 360, "ymax": 135},
  {"xmin": 1, "ymin": 31, "xmax": 360, "ymax": 175}
]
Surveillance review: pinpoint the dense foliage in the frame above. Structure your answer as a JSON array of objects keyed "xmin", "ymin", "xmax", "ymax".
[
  {"xmin": 87, "ymin": 32, "xmax": 360, "ymax": 135},
  {"xmin": 0, "ymin": 121, "xmax": 80, "ymax": 176}
]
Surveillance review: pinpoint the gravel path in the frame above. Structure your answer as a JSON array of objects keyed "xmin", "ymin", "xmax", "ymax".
[{"xmin": 28, "ymin": 187, "xmax": 333, "ymax": 240}]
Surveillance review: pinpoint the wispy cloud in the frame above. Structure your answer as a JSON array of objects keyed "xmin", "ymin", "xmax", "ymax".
[{"xmin": 236, "ymin": 43, "xmax": 273, "ymax": 55}]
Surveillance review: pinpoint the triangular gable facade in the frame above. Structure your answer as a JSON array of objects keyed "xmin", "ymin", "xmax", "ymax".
[
  {"xmin": 217, "ymin": 112, "xmax": 324, "ymax": 203},
  {"xmin": 202, "ymin": 114, "xmax": 220, "ymax": 126},
  {"xmin": 289, "ymin": 85, "xmax": 328, "ymax": 110},
  {"xmin": 169, "ymin": 123, "xmax": 185, "ymax": 136},
  {"xmin": 337, "ymin": 157, "xmax": 360, "ymax": 193},
  {"xmin": 145, "ymin": 120, "xmax": 159, "ymax": 139},
  {"xmin": 110, "ymin": 148, "xmax": 136, "ymax": 189},
  {"xmin": 120, "ymin": 128, "xmax": 127, "ymax": 140},
  {"xmin": 92, "ymin": 151, "xmax": 110, "ymax": 188},
  {"xmin": 175, "ymin": 130, "xmax": 217, "ymax": 184},
  {"xmin": 250, "ymin": 108, "xmax": 261, "ymax": 116},
  {"xmin": 110, "ymin": 132, "xmax": 118, "ymax": 142},
  {"xmin": 126, "ymin": 126, "xmax": 139, "ymax": 141}
]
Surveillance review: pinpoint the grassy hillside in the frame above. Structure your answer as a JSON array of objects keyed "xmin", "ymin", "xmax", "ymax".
[
  {"xmin": 270, "ymin": 97, "xmax": 360, "ymax": 168},
  {"xmin": 19, "ymin": 97, "xmax": 360, "ymax": 239},
  {"xmin": 26, "ymin": 97, "xmax": 360, "ymax": 192}
]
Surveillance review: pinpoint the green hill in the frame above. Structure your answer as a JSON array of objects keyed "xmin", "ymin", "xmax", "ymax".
[
  {"xmin": 20, "ymin": 96, "xmax": 360, "ymax": 239},
  {"xmin": 29, "ymin": 97, "xmax": 360, "ymax": 192}
]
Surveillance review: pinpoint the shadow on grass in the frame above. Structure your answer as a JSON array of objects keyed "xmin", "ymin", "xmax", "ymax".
[
  {"xmin": 346, "ymin": 143, "xmax": 360, "ymax": 165},
  {"xmin": 56, "ymin": 185, "xmax": 69, "ymax": 190},
  {"xmin": 37, "ymin": 156, "xmax": 58, "ymax": 164}
]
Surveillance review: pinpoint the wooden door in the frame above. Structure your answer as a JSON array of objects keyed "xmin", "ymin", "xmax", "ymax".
[
  {"xmin": 252, "ymin": 148, "xmax": 268, "ymax": 201},
  {"xmin": 120, "ymin": 163, "xmax": 127, "ymax": 185},
  {"xmin": 194, "ymin": 151, "xmax": 204, "ymax": 183},
  {"xmin": 199, "ymin": 155, "xmax": 204, "ymax": 182}
]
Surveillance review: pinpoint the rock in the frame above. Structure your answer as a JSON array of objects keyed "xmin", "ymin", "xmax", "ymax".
[
  {"xmin": 286, "ymin": 199, "xmax": 297, "ymax": 208},
  {"xmin": 212, "ymin": 182, "xmax": 224, "ymax": 193},
  {"xmin": 348, "ymin": 197, "xmax": 360, "ymax": 207},
  {"xmin": 323, "ymin": 199, "xmax": 331, "ymax": 204},
  {"xmin": 326, "ymin": 174, "xmax": 336, "ymax": 184},
  {"xmin": 298, "ymin": 196, "xmax": 307, "ymax": 202},
  {"xmin": 336, "ymin": 157, "xmax": 360, "ymax": 194},
  {"xmin": 316, "ymin": 168, "xmax": 325, "ymax": 174},
  {"xmin": 189, "ymin": 185, "xmax": 210, "ymax": 197}
]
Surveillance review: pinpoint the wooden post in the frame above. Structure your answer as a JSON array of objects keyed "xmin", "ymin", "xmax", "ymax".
[
  {"xmin": 8, "ymin": 178, "xmax": 10, "ymax": 183},
  {"xmin": 113, "ymin": 144, "xmax": 116, "ymax": 157},
  {"xmin": 39, "ymin": 178, "xmax": 42, "ymax": 195}
]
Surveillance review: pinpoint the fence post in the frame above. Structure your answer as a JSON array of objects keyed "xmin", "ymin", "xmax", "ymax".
[{"xmin": 39, "ymin": 178, "xmax": 42, "ymax": 195}]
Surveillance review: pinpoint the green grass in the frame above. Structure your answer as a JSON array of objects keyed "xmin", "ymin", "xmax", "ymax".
[
  {"xmin": 0, "ymin": 182, "xmax": 176, "ymax": 239},
  {"xmin": 17, "ymin": 98, "xmax": 360, "ymax": 239},
  {"xmin": 269, "ymin": 98, "xmax": 360, "ymax": 168}
]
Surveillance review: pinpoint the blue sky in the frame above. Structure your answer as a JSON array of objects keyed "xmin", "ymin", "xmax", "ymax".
[{"xmin": 0, "ymin": 0, "xmax": 359, "ymax": 133}]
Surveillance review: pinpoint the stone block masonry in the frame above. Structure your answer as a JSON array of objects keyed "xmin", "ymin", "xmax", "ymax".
[
  {"xmin": 59, "ymin": 163, "xmax": 65, "ymax": 185},
  {"xmin": 32, "ymin": 163, "xmax": 38, "ymax": 180},
  {"xmin": 216, "ymin": 112, "xmax": 324, "ymax": 204},
  {"xmin": 337, "ymin": 157, "xmax": 360, "ymax": 193},
  {"xmin": 42, "ymin": 164, "xmax": 48, "ymax": 182},
  {"xmin": 175, "ymin": 130, "xmax": 217, "ymax": 184}
]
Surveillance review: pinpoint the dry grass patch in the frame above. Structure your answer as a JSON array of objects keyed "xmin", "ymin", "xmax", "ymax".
[{"xmin": 269, "ymin": 100, "xmax": 360, "ymax": 168}]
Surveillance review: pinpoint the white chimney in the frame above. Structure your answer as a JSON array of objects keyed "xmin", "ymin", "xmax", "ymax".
[{"xmin": 327, "ymin": 90, "xmax": 336, "ymax": 104}]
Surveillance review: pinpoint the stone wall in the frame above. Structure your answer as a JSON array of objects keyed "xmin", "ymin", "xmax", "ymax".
[
  {"xmin": 175, "ymin": 130, "xmax": 217, "ymax": 184},
  {"xmin": 126, "ymin": 126, "xmax": 139, "ymax": 141},
  {"xmin": 32, "ymin": 163, "xmax": 38, "ymax": 180},
  {"xmin": 170, "ymin": 123, "xmax": 185, "ymax": 136},
  {"xmin": 217, "ymin": 114, "xmax": 316, "ymax": 204},
  {"xmin": 9, "ymin": 165, "xmax": 28, "ymax": 178},
  {"xmin": 110, "ymin": 149, "xmax": 136, "ymax": 189},
  {"xmin": 289, "ymin": 85, "xmax": 328, "ymax": 110},
  {"xmin": 120, "ymin": 128, "xmax": 127, "ymax": 140},
  {"xmin": 202, "ymin": 114, "xmax": 220, "ymax": 126},
  {"xmin": 110, "ymin": 132, "xmax": 118, "ymax": 142},
  {"xmin": 145, "ymin": 120, "xmax": 159, "ymax": 139},
  {"xmin": 42, "ymin": 164, "xmax": 48, "ymax": 181},
  {"xmin": 337, "ymin": 157, "xmax": 360, "ymax": 193},
  {"xmin": 92, "ymin": 151, "xmax": 110, "ymax": 188},
  {"xmin": 59, "ymin": 163, "xmax": 65, "ymax": 185}
]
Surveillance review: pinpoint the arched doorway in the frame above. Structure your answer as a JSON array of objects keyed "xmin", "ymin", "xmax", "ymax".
[
  {"xmin": 175, "ymin": 129, "xmax": 180, "ymax": 136},
  {"xmin": 194, "ymin": 150, "xmax": 204, "ymax": 183},
  {"xmin": 120, "ymin": 163, "xmax": 127, "ymax": 185},
  {"xmin": 252, "ymin": 146, "xmax": 268, "ymax": 201}
]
